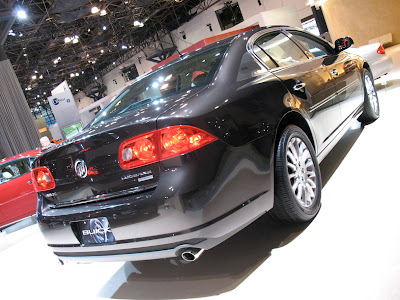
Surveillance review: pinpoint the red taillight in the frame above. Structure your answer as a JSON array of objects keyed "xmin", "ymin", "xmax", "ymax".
[
  {"xmin": 119, "ymin": 125, "xmax": 217, "ymax": 170},
  {"xmin": 377, "ymin": 44, "xmax": 385, "ymax": 54},
  {"xmin": 119, "ymin": 131, "xmax": 158, "ymax": 170},
  {"xmin": 160, "ymin": 126, "xmax": 217, "ymax": 160},
  {"xmin": 31, "ymin": 167, "xmax": 56, "ymax": 192}
]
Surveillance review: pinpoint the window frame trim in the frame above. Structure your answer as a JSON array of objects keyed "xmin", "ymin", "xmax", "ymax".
[
  {"xmin": 247, "ymin": 28, "xmax": 312, "ymax": 72},
  {"xmin": 283, "ymin": 28, "xmax": 336, "ymax": 59}
]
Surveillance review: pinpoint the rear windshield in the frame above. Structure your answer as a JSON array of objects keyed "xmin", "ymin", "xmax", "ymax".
[{"xmin": 89, "ymin": 44, "xmax": 229, "ymax": 126}]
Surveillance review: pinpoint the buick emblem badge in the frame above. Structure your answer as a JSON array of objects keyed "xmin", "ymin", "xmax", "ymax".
[{"xmin": 75, "ymin": 159, "xmax": 88, "ymax": 178}]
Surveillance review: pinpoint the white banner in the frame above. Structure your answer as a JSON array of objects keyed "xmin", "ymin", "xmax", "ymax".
[
  {"xmin": 51, "ymin": 80, "xmax": 69, "ymax": 96},
  {"xmin": 48, "ymin": 90, "xmax": 81, "ymax": 139}
]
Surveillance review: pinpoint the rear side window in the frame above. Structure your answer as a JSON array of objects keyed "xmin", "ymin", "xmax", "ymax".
[
  {"xmin": 289, "ymin": 31, "xmax": 335, "ymax": 58},
  {"xmin": 254, "ymin": 32, "xmax": 308, "ymax": 68},
  {"xmin": 252, "ymin": 44, "xmax": 277, "ymax": 69}
]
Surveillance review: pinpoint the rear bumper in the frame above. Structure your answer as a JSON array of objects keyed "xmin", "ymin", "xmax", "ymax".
[
  {"xmin": 51, "ymin": 190, "xmax": 273, "ymax": 263},
  {"xmin": 371, "ymin": 55, "xmax": 393, "ymax": 79}
]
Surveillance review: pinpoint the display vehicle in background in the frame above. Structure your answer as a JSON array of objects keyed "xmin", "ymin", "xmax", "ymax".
[
  {"xmin": 32, "ymin": 26, "xmax": 380, "ymax": 263},
  {"xmin": 346, "ymin": 42, "xmax": 393, "ymax": 79},
  {"xmin": 0, "ymin": 149, "xmax": 43, "ymax": 228}
]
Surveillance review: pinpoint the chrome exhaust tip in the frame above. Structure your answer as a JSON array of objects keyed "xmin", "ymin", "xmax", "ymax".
[{"xmin": 181, "ymin": 248, "xmax": 204, "ymax": 262}]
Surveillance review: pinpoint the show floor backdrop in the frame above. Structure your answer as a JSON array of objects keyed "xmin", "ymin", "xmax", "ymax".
[
  {"xmin": 0, "ymin": 49, "xmax": 40, "ymax": 157},
  {"xmin": 48, "ymin": 88, "xmax": 82, "ymax": 140}
]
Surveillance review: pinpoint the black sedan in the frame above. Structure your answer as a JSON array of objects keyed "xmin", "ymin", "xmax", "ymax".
[{"xmin": 32, "ymin": 26, "xmax": 379, "ymax": 263}]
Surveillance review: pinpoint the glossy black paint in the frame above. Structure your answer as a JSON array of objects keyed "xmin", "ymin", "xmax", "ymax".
[{"xmin": 35, "ymin": 26, "xmax": 368, "ymax": 262}]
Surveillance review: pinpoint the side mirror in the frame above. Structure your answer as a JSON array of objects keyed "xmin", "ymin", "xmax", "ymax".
[{"xmin": 335, "ymin": 36, "xmax": 354, "ymax": 52}]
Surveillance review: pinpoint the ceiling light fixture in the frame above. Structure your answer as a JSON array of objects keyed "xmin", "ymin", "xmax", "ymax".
[
  {"xmin": 102, "ymin": 25, "xmax": 107, "ymax": 30},
  {"xmin": 16, "ymin": 8, "xmax": 27, "ymax": 19},
  {"xmin": 91, "ymin": 7, "xmax": 99, "ymax": 14},
  {"xmin": 133, "ymin": 20, "xmax": 144, "ymax": 27},
  {"xmin": 100, "ymin": 9, "xmax": 107, "ymax": 16},
  {"xmin": 306, "ymin": 0, "xmax": 328, "ymax": 7},
  {"xmin": 65, "ymin": 35, "xmax": 79, "ymax": 44}
]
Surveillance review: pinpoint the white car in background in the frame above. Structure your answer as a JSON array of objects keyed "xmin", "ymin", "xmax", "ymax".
[{"xmin": 347, "ymin": 43, "xmax": 393, "ymax": 79}]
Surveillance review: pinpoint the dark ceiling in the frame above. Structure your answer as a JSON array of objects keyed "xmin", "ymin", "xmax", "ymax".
[{"xmin": 0, "ymin": 0, "xmax": 214, "ymax": 107}]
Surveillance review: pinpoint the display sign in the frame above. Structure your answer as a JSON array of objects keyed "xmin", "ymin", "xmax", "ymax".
[
  {"xmin": 51, "ymin": 80, "xmax": 69, "ymax": 96},
  {"xmin": 63, "ymin": 122, "xmax": 83, "ymax": 139},
  {"xmin": 48, "ymin": 89, "xmax": 81, "ymax": 139}
]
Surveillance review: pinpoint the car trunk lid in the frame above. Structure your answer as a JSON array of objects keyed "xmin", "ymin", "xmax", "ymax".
[{"xmin": 37, "ymin": 118, "xmax": 160, "ymax": 207}]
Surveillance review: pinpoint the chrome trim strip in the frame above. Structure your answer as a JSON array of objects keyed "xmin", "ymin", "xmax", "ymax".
[
  {"xmin": 309, "ymin": 93, "xmax": 336, "ymax": 113},
  {"xmin": 52, "ymin": 182, "xmax": 158, "ymax": 208},
  {"xmin": 309, "ymin": 79, "xmax": 360, "ymax": 113},
  {"xmin": 335, "ymin": 79, "xmax": 359, "ymax": 95}
]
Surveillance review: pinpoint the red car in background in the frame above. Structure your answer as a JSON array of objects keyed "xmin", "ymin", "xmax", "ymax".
[{"xmin": 0, "ymin": 149, "xmax": 43, "ymax": 228}]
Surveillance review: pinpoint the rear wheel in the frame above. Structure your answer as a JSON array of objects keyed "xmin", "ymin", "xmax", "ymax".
[
  {"xmin": 270, "ymin": 125, "xmax": 321, "ymax": 223},
  {"xmin": 359, "ymin": 69, "xmax": 379, "ymax": 125}
]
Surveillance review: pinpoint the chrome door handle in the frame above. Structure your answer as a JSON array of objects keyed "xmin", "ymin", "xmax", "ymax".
[
  {"xmin": 330, "ymin": 68, "xmax": 338, "ymax": 77},
  {"xmin": 27, "ymin": 180, "xmax": 32, "ymax": 185},
  {"xmin": 293, "ymin": 82, "xmax": 306, "ymax": 91}
]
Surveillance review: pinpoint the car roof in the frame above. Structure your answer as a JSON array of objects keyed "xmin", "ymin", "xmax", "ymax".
[
  {"xmin": 154, "ymin": 26, "xmax": 294, "ymax": 70},
  {"xmin": 0, "ymin": 149, "xmax": 43, "ymax": 165}
]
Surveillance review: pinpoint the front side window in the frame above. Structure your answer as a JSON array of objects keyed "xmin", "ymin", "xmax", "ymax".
[
  {"xmin": 255, "ymin": 32, "xmax": 308, "ymax": 68},
  {"xmin": 289, "ymin": 31, "xmax": 334, "ymax": 58}
]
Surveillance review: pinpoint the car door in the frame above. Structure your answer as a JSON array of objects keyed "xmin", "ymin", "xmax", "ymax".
[
  {"xmin": 287, "ymin": 29, "xmax": 364, "ymax": 124},
  {"xmin": 250, "ymin": 29, "xmax": 340, "ymax": 154},
  {"xmin": 326, "ymin": 51, "xmax": 364, "ymax": 121},
  {"xmin": 0, "ymin": 158, "xmax": 37, "ymax": 227}
]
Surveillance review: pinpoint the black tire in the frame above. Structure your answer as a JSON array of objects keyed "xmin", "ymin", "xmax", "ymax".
[
  {"xmin": 359, "ymin": 69, "xmax": 379, "ymax": 125},
  {"xmin": 270, "ymin": 125, "xmax": 322, "ymax": 223}
]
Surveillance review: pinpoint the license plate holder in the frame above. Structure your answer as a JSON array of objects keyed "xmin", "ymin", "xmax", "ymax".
[{"xmin": 77, "ymin": 217, "xmax": 115, "ymax": 245}]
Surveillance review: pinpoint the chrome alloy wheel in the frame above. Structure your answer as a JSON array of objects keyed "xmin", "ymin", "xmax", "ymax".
[
  {"xmin": 365, "ymin": 74, "xmax": 379, "ymax": 115},
  {"xmin": 286, "ymin": 137, "xmax": 317, "ymax": 208}
]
